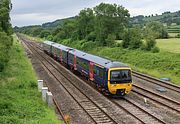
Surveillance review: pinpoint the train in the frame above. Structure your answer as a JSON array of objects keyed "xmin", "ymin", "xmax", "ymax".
[{"xmin": 42, "ymin": 41, "xmax": 132, "ymax": 97}]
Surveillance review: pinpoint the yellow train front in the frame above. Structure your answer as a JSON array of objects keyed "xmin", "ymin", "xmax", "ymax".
[{"xmin": 107, "ymin": 66, "xmax": 132, "ymax": 96}]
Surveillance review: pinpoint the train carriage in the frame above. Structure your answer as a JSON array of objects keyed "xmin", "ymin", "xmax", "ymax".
[
  {"xmin": 42, "ymin": 41, "xmax": 132, "ymax": 97},
  {"xmin": 43, "ymin": 41, "xmax": 54, "ymax": 54}
]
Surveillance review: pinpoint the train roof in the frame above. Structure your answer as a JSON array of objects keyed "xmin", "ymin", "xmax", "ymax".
[
  {"xmin": 44, "ymin": 41, "xmax": 72, "ymax": 51},
  {"xmin": 43, "ymin": 40, "xmax": 55, "ymax": 45},
  {"xmin": 44, "ymin": 41, "xmax": 129, "ymax": 69},
  {"xmin": 70, "ymin": 49, "xmax": 128, "ymax": 68}
]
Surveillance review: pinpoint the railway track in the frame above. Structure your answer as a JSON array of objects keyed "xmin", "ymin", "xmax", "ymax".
[
  {"xmin": 23, "ymin": 39, "xmax": 118, "ymax": 124},
  {"xmin": 20, "ymin": 39, "xmax": 69, "ymax": 124},
  {"xmin": 28, "ymin": 40, "xmax": 166, "ymax": 124},
  {"xmin": 132, "ymin": 71, "xmax": 180, "ymax": 94},
  {"xmin": 18, "ymin": 35, "xmax": 180, "ymax": 124},
  {"xmin": 132, "ymin": 84, "xmax": 180, "ymax": 113},
  {"xmin": 112, "ymin": 98, "xmax": 166, "ymax": 124}
]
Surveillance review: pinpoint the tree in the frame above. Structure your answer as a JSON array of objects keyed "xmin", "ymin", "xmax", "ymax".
[
  {"xmin": 122, "ymin": 27, "xmax": 143, "ymax": 49},
  {"xmin": 0, "ymin": 0, "xmax": 12, "ymax": 35},
  {"xmin": 40, "ymin": 30, "xmax": 51, "ymax": 38},
  {"xmin": 105, "ymin": 34, "xmax": 116, "ymax": 47},
  {"xmin": 62, "ymin": 20, "xmax": 76, "ymax": 39},
  {"xmin": 0, "ymin": 32, "xmax": 12, "ymax": 71},
  {"xmin": 76, "ymin": 8, "xmax": 95, "ymax": 40},
  {"xmin": 0, "ymin": 0, "xmax": 13, "ymax": 71},
  {"xmin": 94, "ymin": 3, "xmax": 130, "ymax": 45},
  {"xmin": 143, "ymin": 28, "xmax": 157, "ymax": 51},
  {"xmin": 146, "ymin": 21, "xmax": 168, "ymax": 39}
]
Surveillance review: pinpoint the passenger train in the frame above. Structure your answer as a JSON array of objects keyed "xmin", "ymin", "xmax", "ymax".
[{"xmin": 42, "ymin": 41, "xmax": 132, "ymax": 97}]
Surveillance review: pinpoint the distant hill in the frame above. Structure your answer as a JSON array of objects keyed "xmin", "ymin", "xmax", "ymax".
[
  {"xmin": 42, "ymin": 17, "xmax": 75, "ymax": 28},
  {"xmin": 15, "ymin": 10, "xmax": 180, "ymax": 35},
  {"xmin": 130, "ymin": 10, "xmax": 180, "ymax": 26}
]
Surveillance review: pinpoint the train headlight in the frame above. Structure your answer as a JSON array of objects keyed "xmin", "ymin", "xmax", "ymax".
[{"xmin": 111, "ymin": 84, "xmax": 117, "ymax": 87}]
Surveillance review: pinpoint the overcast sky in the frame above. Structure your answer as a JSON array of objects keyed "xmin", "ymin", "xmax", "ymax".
[{"xmin": 10, "ymin": 0, "xmax": 180, "ymax": 27}]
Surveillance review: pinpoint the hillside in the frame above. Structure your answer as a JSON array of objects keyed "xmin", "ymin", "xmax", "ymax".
[
  {"xmin": 130, "ymin": 10, "xmax": 180, "ymax": 26},
  {"xmin": 42, "ymin": 17, "xmax": 75, "ymax": 28}
]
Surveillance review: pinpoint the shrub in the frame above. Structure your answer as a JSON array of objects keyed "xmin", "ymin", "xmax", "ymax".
[
  {"xmin": 175, "ymin": 34, "xmax": 180, "ymax": 38},
  {"xmin": 0, "ymin": 32, "xmax": 13, "ymax": 71},
  {"xmin": 105, "ymin": 34, "xmax": 116, "ymax": 47},
  {"xmin": 145, "ymin": 37, "xmax": 156, "ymax": 51},
  {"xmin": 122, "ymin": 28, "xmax": 143, "ymax": 49},
  {"xmin": 151, "ymin": 46, "xmax": 160, "ymax": 53}
]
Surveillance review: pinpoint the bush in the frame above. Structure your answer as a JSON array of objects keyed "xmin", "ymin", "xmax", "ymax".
[
  {"xmin": 175, "ymin": 34, "xmax": 180, "ymax": 38},
  {"xmin": 151, "ymin": 46, "xmax": 160, "ymax": 53},
  {"xmin": 47, "ymin": 35, "xmax": 53, "ymax": 41},
  {"xmin": 105, "ymin": 34, "xmax": 116, "ymax": 47},
  {"xmin": 145, "ymin": 37, "xmax": 156, "ymax": 51},
  {"xmin": 0, "ymin": 32, "xmax": 13, "ymax": 71},
  {"xmin": 122, "ymin": 28, "xmax": 143, "ymax": 49},
  {"xmin": 86, "ymin": 32, "xmax": 96, "ymax": 41}
]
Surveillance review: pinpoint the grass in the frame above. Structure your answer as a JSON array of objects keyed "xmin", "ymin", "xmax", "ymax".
[
  {"xmin": 23, "ymin": 34, "xmax": 44, "ymax": 42},
  {"xmin": 167, "ymin": 25, "xmax": 180, "ymax": 33},
  {"xmin": 0, "ymin": 35, "xmax": 60, "ymax": 124},
  {"xmin": 156, "ymin": 38, "xmax": 180, "ymax": 53},
  {"xmin": 58, "ymin": 39, "xmax": 180, "ymax": 85}
]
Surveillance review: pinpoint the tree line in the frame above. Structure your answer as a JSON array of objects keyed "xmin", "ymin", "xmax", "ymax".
[
  {"xmin": 15, "ymin": 3, "xmax": 169, "ymax": 52},
  {"xmin": 0, "ymin": 0, "xmax": 13, "ymax": 71}
]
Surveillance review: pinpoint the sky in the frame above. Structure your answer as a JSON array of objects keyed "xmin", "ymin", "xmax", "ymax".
[{"xmin": 10, "ymin": 0, "xmax": 180, "ymax": 27}]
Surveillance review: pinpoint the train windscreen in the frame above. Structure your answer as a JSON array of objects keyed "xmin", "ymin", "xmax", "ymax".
[{"xmin": 110, "ymin": 70, "xmax": 131, "ymax": 83}]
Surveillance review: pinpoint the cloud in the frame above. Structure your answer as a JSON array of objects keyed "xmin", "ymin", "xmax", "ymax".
[{"xmin": 10, "ymin": 0, "xmax": 180, "ymax": 26}]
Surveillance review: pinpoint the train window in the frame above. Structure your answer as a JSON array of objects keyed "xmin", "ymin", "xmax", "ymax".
[
  {"xmin": 70, "ymin": 54, "xmax": 73, "ymax": 62},
  {"xmin": 77, "ymin": 58, "xmax": 79, "ymax": 65},
  {"xmin": 93, "ymin": 67, "xmax": 96, "ymax": 74},
  {"xmin": 99, "ymin": 69, "xmax": 103, "ymax": 78},
  {"xmin": 84, "ymin": 62, "xmax": 89, "ymax": 71},
  {"xmin": 95, "ymin": 66, "xmax": 103, "ymax": 78},
  {"xmin": 96, "ymin": 69, "xmax": 99, "ymax": 75},
  {"xmin": 103, "ymin": 71, "xmax": 106, "ymax": 80}
]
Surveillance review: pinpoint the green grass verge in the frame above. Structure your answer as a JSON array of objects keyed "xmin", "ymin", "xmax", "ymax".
[
  {"xmin": 23, "ymin": 34, "xmax": 44, "ymax": 42},
  {"xmin": 156, "ymin": 38, "xmax": 180, "ymax": 53},
  {"xmin": 59, "ymin": 39, "xmax": 180, "ymax": 85},
  {"xmin": 0, "ymin": 35, "xmax": 60, "ymax": 124}
]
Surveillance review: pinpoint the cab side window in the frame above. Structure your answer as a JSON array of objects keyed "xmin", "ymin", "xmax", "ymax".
[{"xmin": 94, "ymin": 65, "xmax": 103, "ymax": 79}]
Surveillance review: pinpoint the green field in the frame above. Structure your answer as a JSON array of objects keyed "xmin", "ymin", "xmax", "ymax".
[
  {"xmin": 156, "ymin": 38, "xmax": 180, "ymax": 53},
  {"xmin": 0, "ymin": 35, "xmax": 60, "ymax": 124},
  {"xmin": 167, "ymin": 25, "xmax": 180, "ymax": 33},
  {"xmin": 168, "ymin": 33, "xmax": 179, "ymax": 37}
]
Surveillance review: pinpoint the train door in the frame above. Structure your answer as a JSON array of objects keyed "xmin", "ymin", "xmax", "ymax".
[{"xmin": 89, "ymin": 62, "xmax": 94, "ymax": 81}]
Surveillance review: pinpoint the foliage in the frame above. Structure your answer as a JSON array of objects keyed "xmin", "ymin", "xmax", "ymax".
[
  {"xmin": 145, "ymin": 21, "xmax": 168, "ymax": 39},
  {"xmin": 0, "ymin": 0, "xmax": 13, "ymax": 35},
  {"xmin": 122, "ymin": 27, "xmax": 143, "ymax": 49},
  {"xmin": 0, "ymin": 32, "xmax": 12, "ymax": 71},
  {"xmin": 130, "ymin": 10, "xmax": 180, "ymax": 27},
  {"xmin": 0, "ymin": 0, "xmax": 13, "ymax": 71},
  {"xmin": 15, "ymin": 3, "xmax": 130, "ymax": 47},
  {"xmin": 105, "ymin": 34, "xmax": 116, "ymax": 47},
  {"xmin": 76, "ymin": 8, "xmax": 95, "ymax": 40},
  {"xmin": 40, "ymin": 30, "xmax": 51, "ymax": 38},
  {"xmin": 0, "ymin": 36, "xmax": 60, "ymax": 124},
  {"xmin": 94, "ymin": 3, "xmax": 130, "ymax": 44},
  {"xmin": 175, "ymin": 33, "xmax": 180, "ymax": 38}
]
